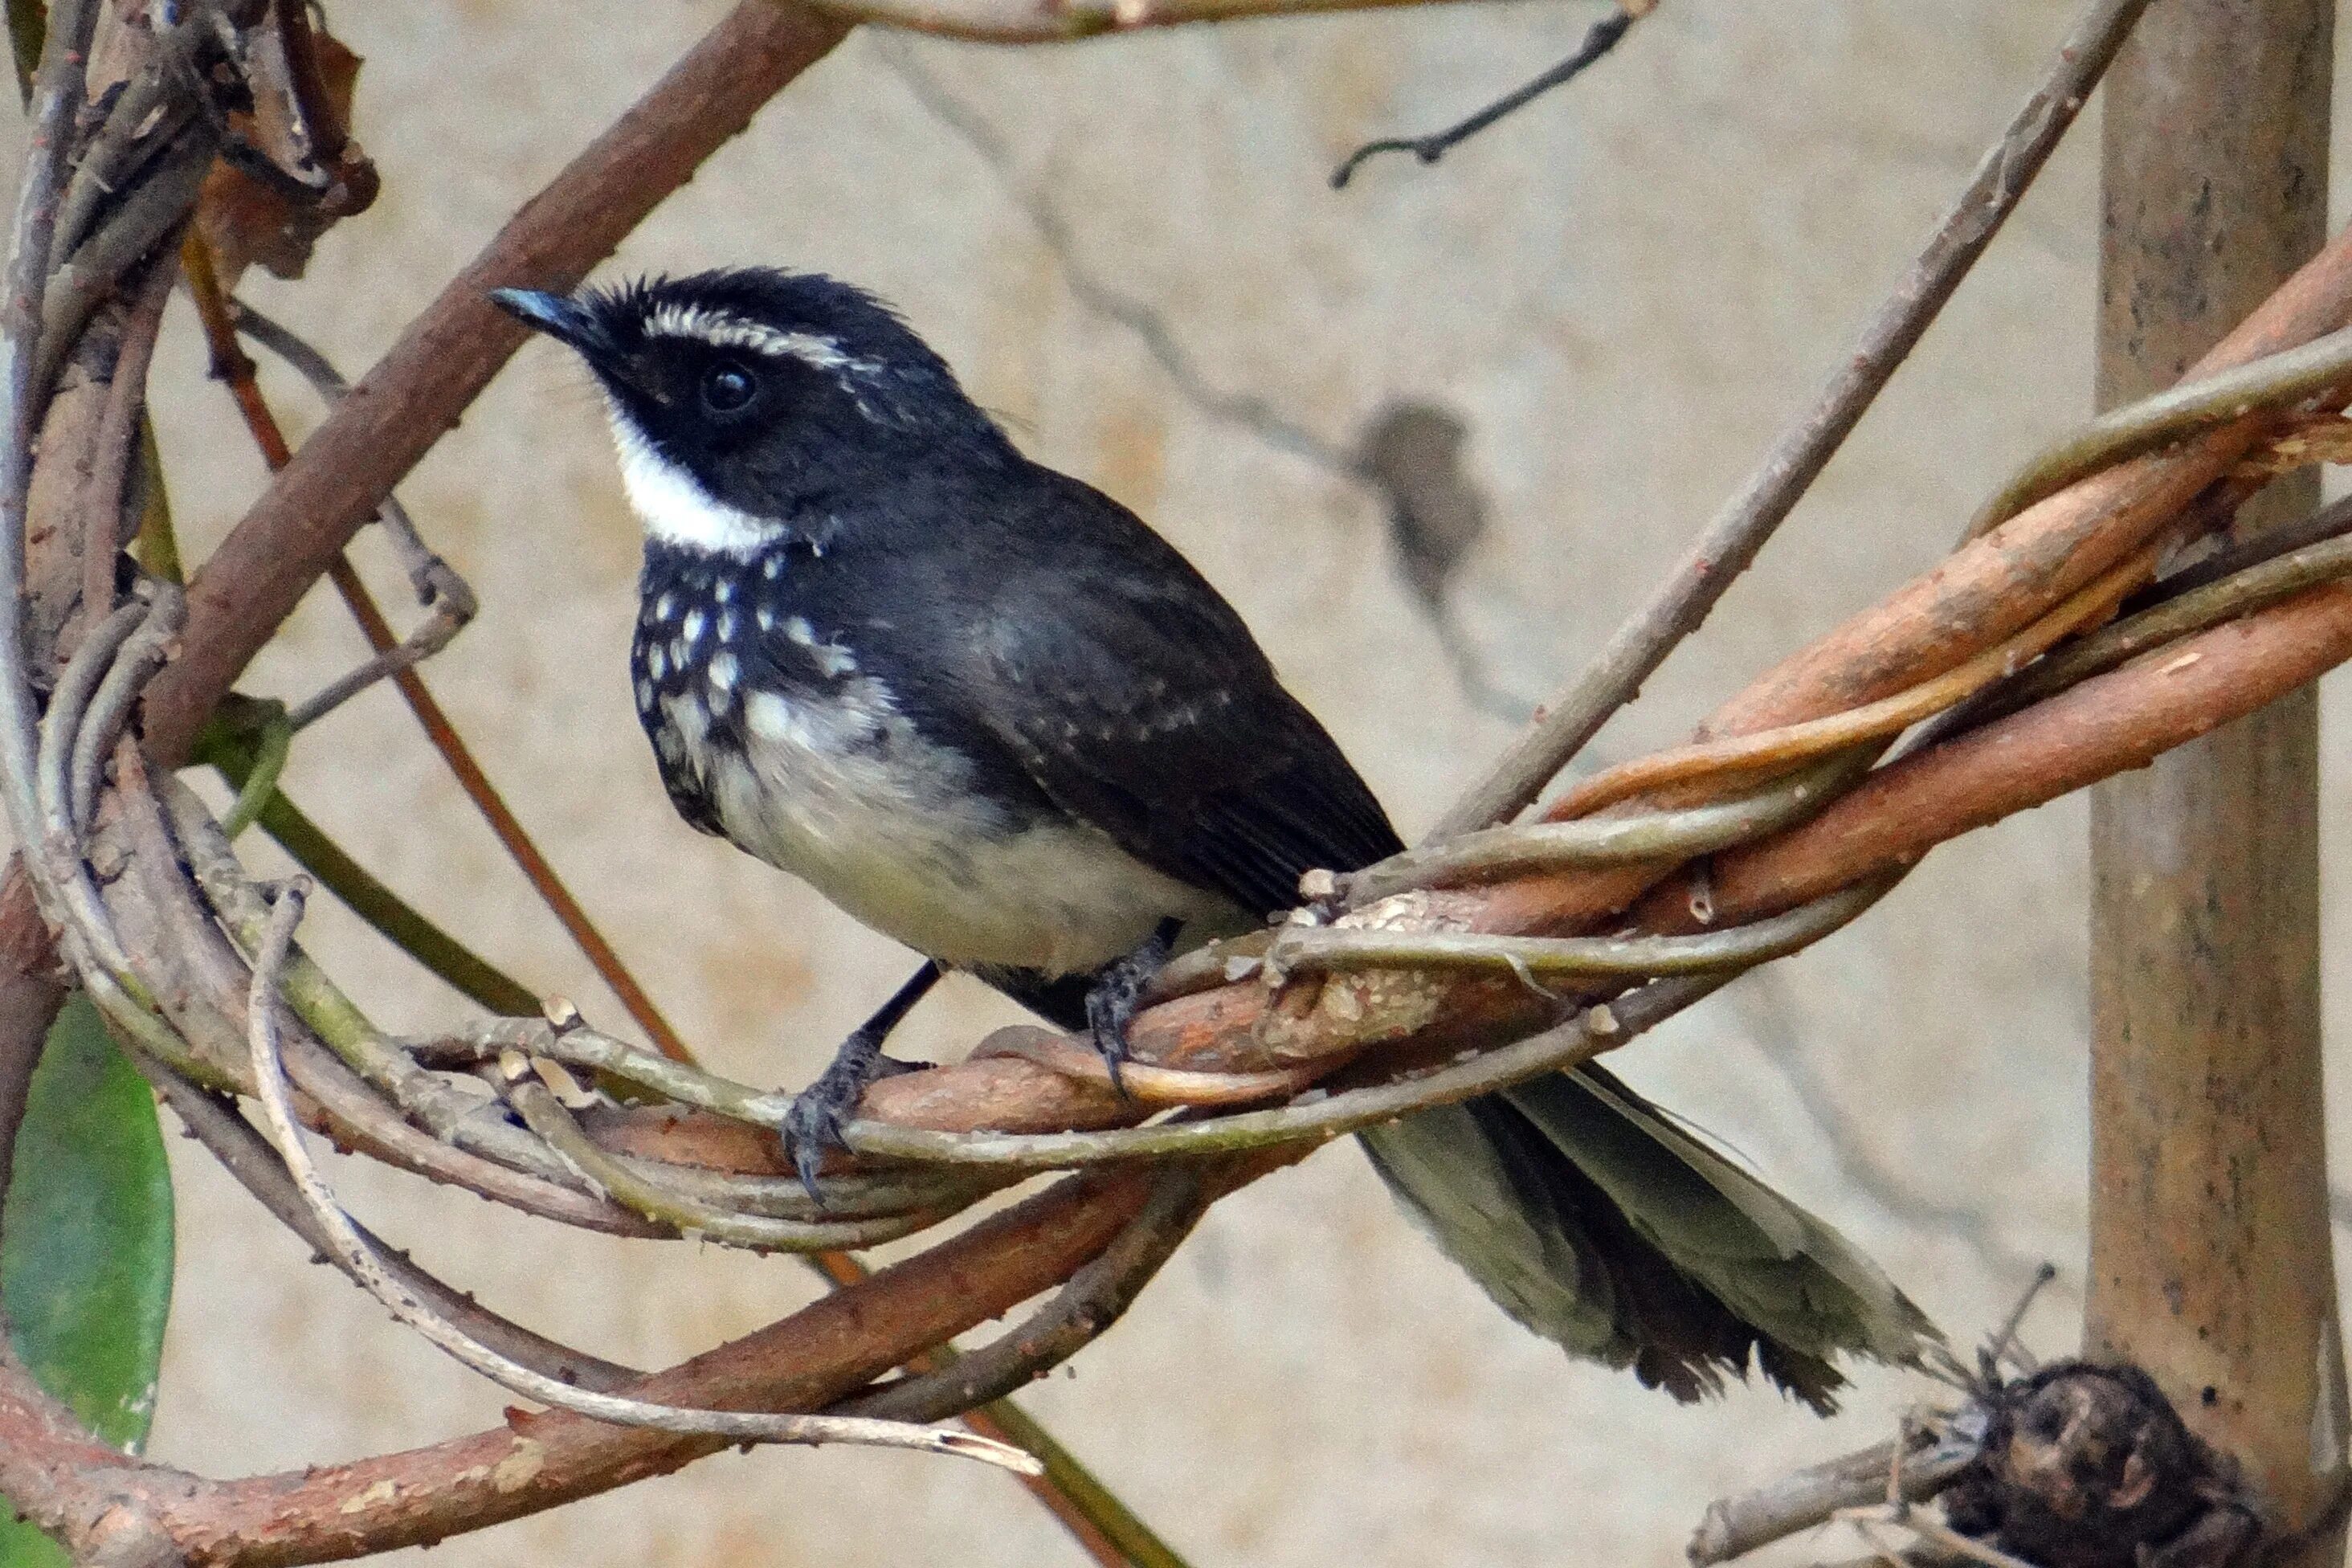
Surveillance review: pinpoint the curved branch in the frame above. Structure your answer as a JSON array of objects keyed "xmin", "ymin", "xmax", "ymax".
[{"xmin": 149, "ymin": 1165, "xmax": 1204, "ymax": 1566}]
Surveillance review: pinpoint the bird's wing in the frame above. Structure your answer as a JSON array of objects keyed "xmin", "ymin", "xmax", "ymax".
[{"xmin": 949, "ymin": 484, "xmax": 1399, "ymax": 914}]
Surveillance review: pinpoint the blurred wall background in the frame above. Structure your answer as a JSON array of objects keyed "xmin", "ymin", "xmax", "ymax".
[{"xmin": 13, "ymin": 1, "xmax": 2352, "ymax": 1563}]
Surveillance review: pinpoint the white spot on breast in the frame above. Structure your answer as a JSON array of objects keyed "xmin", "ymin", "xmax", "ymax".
[
  {"xmin": 647, "ymin": 645, "xmax": 667, "ymax": 680},
  {"xmin": 715, "ymin": 580, "xmax": 734, "ymax": 604},
  {"xmin": 717, "ymin": 609, "xmax": 738, "ymax": 643},
  {"xmin": 655, "ymin": 593, "xmax": 676, "ymax": 620},
  {"xmin": 682, "ymin": 609, "xmax": 707, "ymax": 645},
  {"xmin": 635, "ymin": 677, "xmax": 655, "ymax": 711},
  {"xmin": 757, "ymin": 606, "xmax": 776, "ymax": 633},
  {"xmin": 668, "ymin": 636, "xmax": 688, "ymax": 668},
  {"xmin": 763, "ymin": 557, "xmax": 782, "ymax": 580},
  {"xmin": 709, "ymin": 651, "xmax": 739, "ymax": 692}
]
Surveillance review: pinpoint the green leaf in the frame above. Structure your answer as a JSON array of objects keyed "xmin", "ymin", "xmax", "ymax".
[{"xmin": 0, "ymin": 994, "xmax": 175, "ymax": 1566}]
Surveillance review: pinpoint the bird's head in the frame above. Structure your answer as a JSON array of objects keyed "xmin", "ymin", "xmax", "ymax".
[{"xmin": 492, "ymin": 268, "xmax": 1008, "ymax": 557}]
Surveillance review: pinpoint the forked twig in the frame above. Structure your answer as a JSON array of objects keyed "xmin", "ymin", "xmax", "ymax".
[
  {"xmin": 1329, "ymin": 4, "xmax": 1641, "ymax": 188},
  {"xmin": 237, "ymin": 878, "xmax": 1041, "ymax": 1476}
]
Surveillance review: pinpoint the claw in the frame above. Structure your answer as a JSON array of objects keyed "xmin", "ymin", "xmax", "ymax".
[
  {"xmin": 1084, "ymin": 990, "xmax": 1133, "ymax": 1099},
  {"xmin": 1082, "ymin": 918, "xmax": 1181, "ymax": 1102},
  {"xmin": 778, "ymin": 962, "xmax": 943, "ymax": 1206},
  {"xmin": 778, "ymin": 1043, "xmax": 915, "ymax": 1206},
  {"xmin": 781, "ymin": 1080, "xmax": 851, "ymax": 1203}
]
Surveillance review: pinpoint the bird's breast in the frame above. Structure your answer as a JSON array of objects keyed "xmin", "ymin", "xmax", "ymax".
[{"xmin": 628, "ymin": 569, "xmax": 1225, "ymax": 975}]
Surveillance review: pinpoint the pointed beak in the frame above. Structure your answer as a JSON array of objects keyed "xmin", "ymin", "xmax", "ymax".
[{"xmin": 489, "ymin": 288, "xmax": 613, "ymax": 361}]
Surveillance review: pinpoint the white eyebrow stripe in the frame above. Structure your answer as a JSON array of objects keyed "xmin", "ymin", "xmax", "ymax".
[{"xmin": 641, "ymin": 304, "xmax": 874, "ymax": 373}]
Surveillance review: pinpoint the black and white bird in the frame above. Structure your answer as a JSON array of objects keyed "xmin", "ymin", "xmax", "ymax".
[{"xmin": 493, "ymin": 268, "xmax": 1933, "ymax": 1408}]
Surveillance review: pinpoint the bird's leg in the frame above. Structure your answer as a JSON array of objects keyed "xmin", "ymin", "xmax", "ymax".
[
  {"xmin": 782, "ymin": 960, "xmax": 941, "ymax": 1201},
  {"xmin": 1084, "ymin": 918, "xmax": 1182, "ymax": 1098}
]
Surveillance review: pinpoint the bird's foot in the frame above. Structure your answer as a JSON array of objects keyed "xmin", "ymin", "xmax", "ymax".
[
  {"xmin": 781, "ymin": 962, "xmax": 942, "ymax": 1204},
  {"xmin": 1083, "ymin": 919, "xmax": 1180, "ymax": 1099},
  {"xmin": 780, "ymin": 1031, "xmax": 920, "ymax": 1204}
]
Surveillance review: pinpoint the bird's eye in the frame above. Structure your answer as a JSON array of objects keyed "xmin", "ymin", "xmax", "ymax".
[{"xmin": 700, "ymin": 361, "xmax": 757, "ymax": 413}]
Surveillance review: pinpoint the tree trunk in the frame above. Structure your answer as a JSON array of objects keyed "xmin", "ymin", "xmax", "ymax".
[{"xmin": 2085, "ymin": 2, "xmax": 2346, "ymax": 1560}]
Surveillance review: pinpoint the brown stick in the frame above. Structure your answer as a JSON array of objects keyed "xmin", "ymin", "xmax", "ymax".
[
  {"xmin": 1631, "ymin": 586, "xmax": 2352, "ymax": 933},
  {"xmin": 156, "ymin": 1168, "xmax": 1188, "ymax": 1566},
  {"xmin": 2082, "ymin": 9, "xmax": 2346, "ymax": 1564}
]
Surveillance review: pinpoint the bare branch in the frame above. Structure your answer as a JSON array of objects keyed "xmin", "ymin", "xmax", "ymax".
[{"xmin": 1689, "ymin": 1424, "xmax": 1982, "ymax": 1566}]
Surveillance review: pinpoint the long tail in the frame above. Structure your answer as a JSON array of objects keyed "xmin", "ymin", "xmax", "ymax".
[{"xmin": 1358, "ymin": 1064, "xmax": 1938, "ymax": 1411}]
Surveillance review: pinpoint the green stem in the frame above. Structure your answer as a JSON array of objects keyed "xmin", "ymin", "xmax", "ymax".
[
  {"xmin": 216, "ymin": 705, "xmax": 289, "ymax": 841},
  {"xmin": 979, "ymin": 1399, "xmax": 1196, "ymax": 1568}
]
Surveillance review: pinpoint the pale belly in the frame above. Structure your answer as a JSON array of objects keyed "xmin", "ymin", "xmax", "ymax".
[{"xmin": 676, "ymin": 684, "xmax": 1231, "ymax": 976}]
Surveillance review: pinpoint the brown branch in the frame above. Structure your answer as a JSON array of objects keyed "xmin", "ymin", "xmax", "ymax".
[
  {"xmin": 810, "ymin": 0, "xmax": 1513, "ymax": 43},
  {"xmin": 74, "ymin": 255, "xmax": 176, "ymax": 648},
  {"xmin": 157, "ymin": 1166, "xmax": 1219, "ymax": 1565},
  {"xmin": 1633, "ymin": 585, "xmax": 2352, "ymax": 935},
  {"xmin": 813, "ymin": 209, "xmax": 2352, "ymax": 1144},
  {"xmin": 0, "ymin": 1349, "xmax": 180, "ymax": 1568}
]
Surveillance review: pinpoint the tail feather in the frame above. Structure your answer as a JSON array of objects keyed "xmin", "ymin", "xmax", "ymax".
[{"xmin": 1360, "ymin": 1066, "xmax": 1937, "ymax": 1412}]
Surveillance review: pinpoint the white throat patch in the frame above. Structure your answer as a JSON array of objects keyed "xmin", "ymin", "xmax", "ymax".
[{"xmin": 609, "ymin": 419, "xmax": 784, "ymax": 557}]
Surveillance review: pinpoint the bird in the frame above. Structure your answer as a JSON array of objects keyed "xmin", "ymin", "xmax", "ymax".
[{"xmin": 492, "ymin": 267, "xmax": 1935, "ymax": 1409}]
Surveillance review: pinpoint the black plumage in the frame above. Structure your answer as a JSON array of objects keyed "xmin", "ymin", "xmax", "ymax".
[{"xmin": 494, "ymin": 267, "xmax": 1935, "ymax": 1410}]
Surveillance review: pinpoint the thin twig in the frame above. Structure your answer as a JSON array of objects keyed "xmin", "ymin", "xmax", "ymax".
[
  {"xmin": 1984, "ymin": 1263, "xmax": 2056, "ymax": 1378},
  {"xmin": 73, "ymin": 253, "xmax": 177, "ymax": 645},
  {"xmin": 1337, "ymin": 751, "xmax": 1865, "ymax": 906},
  {"xmin": 1689, "ymin": 1423, "xmax": 1984, "ymax": 1565},
  {"xmin": 1430, "ymin": 0, "xmax": 2154, "ymax": 837},
  {"xmin": 1268, "ymin": 874, "xmax": 1893, "ymax": 984},
  {"xmin": 237, "ymin": 879, "xmax": 1039, "ymax": 1475},
  {"xmin": 1329, "ymin": 6, "xmax": 1639, "ymax": 188}
]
